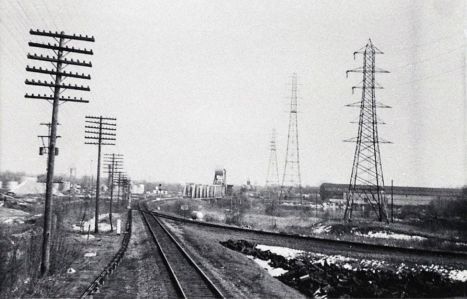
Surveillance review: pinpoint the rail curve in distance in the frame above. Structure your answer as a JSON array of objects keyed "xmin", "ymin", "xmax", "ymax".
[{"xmin": 144, "ymin": 203, "xmax": 467, "ymax": 263}]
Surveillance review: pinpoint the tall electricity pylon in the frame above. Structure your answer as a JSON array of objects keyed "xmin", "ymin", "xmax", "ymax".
[
  {"xmin": 344, "ymin": 39, "xmax": 391, "ymax": 222},
  {"xmin": 265, "ymin": 128, "xmax": 280, "ymax": 187},
  {"xmin": 280, "ymin": 73, "xmax": 302, "ymax": 201},
  {"xmin": 25, "ymin": 29, "xmax": 94, "ymax": 276}
]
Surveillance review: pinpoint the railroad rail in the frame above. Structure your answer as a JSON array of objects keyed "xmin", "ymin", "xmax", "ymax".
[
  {"xmin": 79, "ymin": 210, "xmax": 133, "ymax": 298},
  {"xmin": 144, "ymin": 204, "xmax": 467, "ymax": 262},
  {"xmin": 140, "ymin": 206, "xmax": 224, "ymax": 298}
]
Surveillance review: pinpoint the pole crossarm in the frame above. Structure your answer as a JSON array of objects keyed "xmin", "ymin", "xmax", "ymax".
[
  {"xmin": 38, "ymin": 135, "xmax": 61, "ymax": 138},
  {"xmin": 28, "ymin": 42, "xmax": 93, "ymax": 55},
  {"xmin": 26, "ymin": 66, "xmax": 91, "ymax": 80},
  {"xmin": 85, "ymin": 116, "xmax": 117, "ymax": 121},
  {"xmin": 25, "ymin": 93, "xmax": 89, "ymax": 103},
  {"xmin": 30, "ymin": 29, "xmax": 95, "ymax": 42},
  {"xmin": 85, "ymin": 131, "xmax": 116, "ymax": 136},
  {"xmin": 85, "ymin": 142, "xmax": 116, "ymax": 145},
  {"xmin": 85, "ymin": 136, "xmax": 116, "ymax": 141},
  {"xmin": 25, "ymin": 79, "xmax": 90, "ymax": 91},
  {"xmin": 85, "ymin": 120, "xmax": 117, "ymax": 126},
  {"xmin": 104, "ymin": 160, "xmax": 124, "ymax": 164},
  {"xmin": 85, "ymin": 125, "xmax": 116, "ymax": 131},
  {"xmin": 27, "ymin": 54, "xmax": 92, "ymax": 67},
  {"xmin": 25, "ymin": 94, "xmax": 89, "ymax": 103}
]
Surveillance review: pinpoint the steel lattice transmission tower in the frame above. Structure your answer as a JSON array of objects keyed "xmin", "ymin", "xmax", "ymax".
[
  {"xmin": 344, "ymin": 39, "xmax": 391, "ymax": 222},
  {"xmin": 265, "ymin": 128, "xmax": 280, "ymax": 187},
  {"xmin": 280, "ymin": 73, "xmax": 302, "ymax": 200}
]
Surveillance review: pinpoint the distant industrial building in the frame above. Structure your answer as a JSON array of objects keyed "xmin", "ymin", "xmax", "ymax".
[
  {"xmin": 131, "ymin": 183, "xmax": 145, "ymax": 194},
  {"xmin": 319, "ymin": 183, "xmax": 463, "ymax": 206},
  {"xmin": 183, "ymin": 168, "xmax": 233, "ymax": 198}
]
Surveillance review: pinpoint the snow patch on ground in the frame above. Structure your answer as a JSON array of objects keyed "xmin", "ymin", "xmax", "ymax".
[
  {"xmin": 316, "ymin": 254, "xmax": 354, "ymax": 266},
  {"xmin": 254, "ymin": 244, "xmax": 467, "ymax": 282},
  {"xmin": 247, "ymin": 255, "xmax": 288, "ymax": 277},
  {"xmin": 449, "ymin": 270, "xmax": 467, "ymax": 282},
  {"xmin": 3, "ymin": 218, "xmax": 24, "ymax": 224},
  {"xmin": 354, "ymin": 230, "xmax": 426, "ymax": 241},
  {"xmin": 73, "ymin": 213, "xmax": 120, "ymax": 233},
  {"xmin": 312, "ymin": 224, "xmax": 332, "ymax": 234},
  {"xmin": 81, "ymin": 234, "xmax": 95, "ymax": 240},
  {"xmin": 0, "ymin": 207, "xmax": 30, "ymax": 224},
  {"xmin": 256, "ymin": 244, "xmax": 304, "ymax": 259}
]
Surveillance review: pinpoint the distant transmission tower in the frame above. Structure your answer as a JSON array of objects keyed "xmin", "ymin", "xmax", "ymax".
[
  {"xmin": 265, "ymin": 128, "xmax": 280, "ymax": 187},
  {"xmin": 280, "ymin": 73, "xmax": 302, "ymax": 201},
  {"xmin": 344, "ymin": 39, "xmax": 391, "ymax": 222}
]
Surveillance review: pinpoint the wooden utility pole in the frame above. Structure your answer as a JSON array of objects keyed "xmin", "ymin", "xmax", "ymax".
[
  {"xmin": 117, "ymin": 172, "xmax": 123, "ymax": 205},
  {"xmin": 104, "ymin": 153, "xmax": 123, "ymax": 232},
  {"xmin": 25, "ymin": 29, "xmax": 94, "ymax": 276},
  {"xmin": 116, "ymin": 172, "xmax": 129, "ymax": 206},
  {"xmin": 85, "ymin": 116, "xmax": 116, "ymax": 233},
  {"xmin": 391, "ymin": 179, "xmax": 394, "ymax": 223}
]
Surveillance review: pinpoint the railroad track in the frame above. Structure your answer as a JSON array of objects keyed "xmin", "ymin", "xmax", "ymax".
[
  {"xmin": 142, "ymin": 203, "xmax": 467, "ymax": 263},
  {"xmin": 140, "ymin": 206, "xmax": 224, "ymax": 298}
]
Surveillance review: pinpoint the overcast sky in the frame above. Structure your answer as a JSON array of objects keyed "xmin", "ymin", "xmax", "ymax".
[{"xmin": 0, "ymin": 0, "xmax": 465, "ymax": 187}]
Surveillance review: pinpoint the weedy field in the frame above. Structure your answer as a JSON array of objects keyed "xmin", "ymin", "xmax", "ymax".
[
  {"xmin": 0, "ymin": 197, "xmax": 128, "ymax": 297},
  {"xmin": 151, "ymin": 194, "xmax": 467, "ymax": 252}
]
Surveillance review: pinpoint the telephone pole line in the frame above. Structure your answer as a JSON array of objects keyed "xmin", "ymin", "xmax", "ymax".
[
  {"xmin": 25, "ymin": 29, "xmax": 94, "ymax": 276},
  {"xmin": 103, "ymin": 153, "xmax": 123, "ymax": 231},
  {"xmin": 85, "ymin": 116, "xmax": 116, "ymax": 233},
  {"xmin": 116, "ymin": 172, "xmax": 125, "ymax": 205}
]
